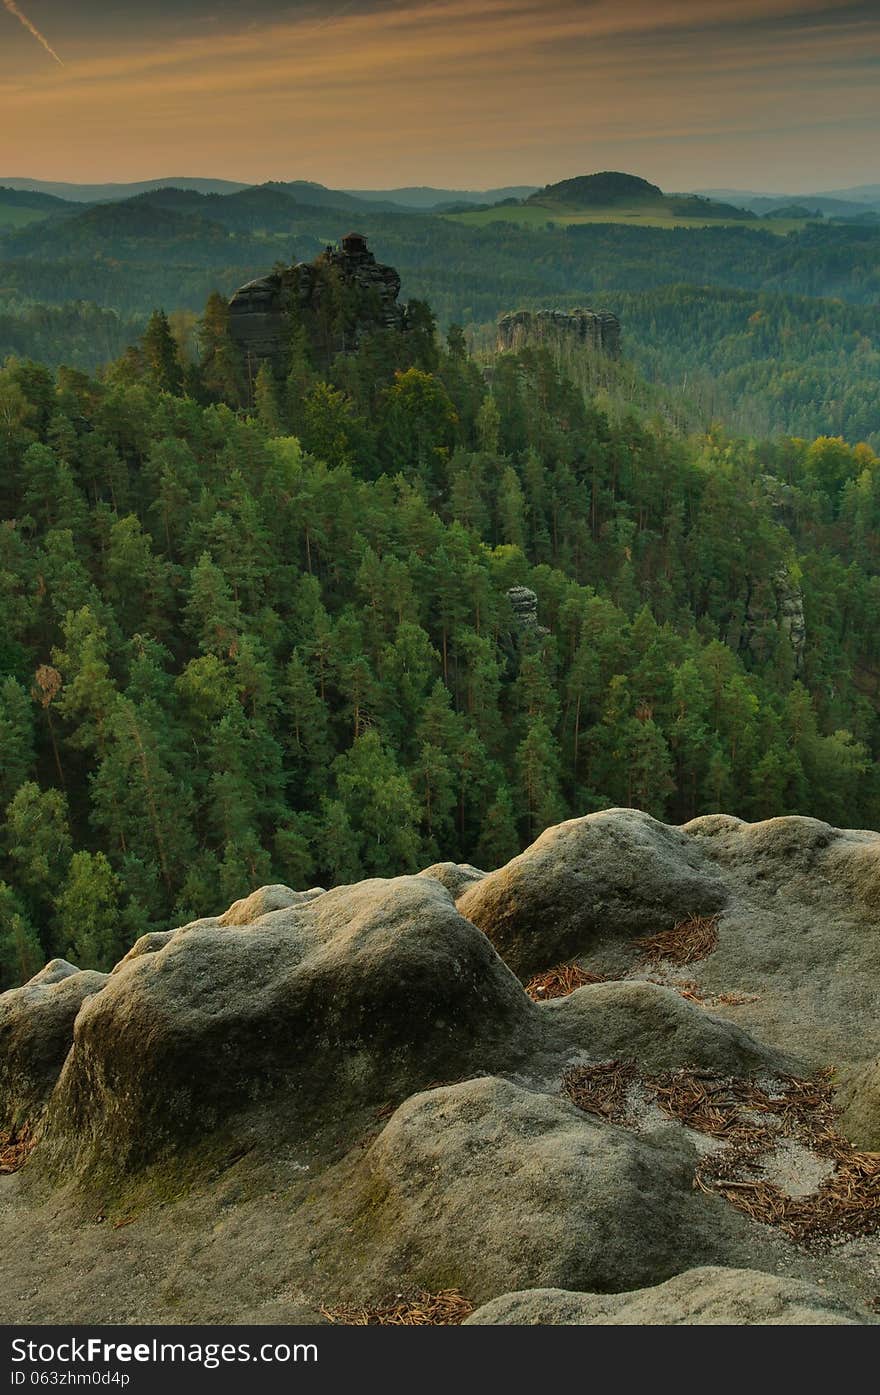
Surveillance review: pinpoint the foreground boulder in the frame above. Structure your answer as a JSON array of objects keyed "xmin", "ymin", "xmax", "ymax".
[
  {"xmin": 6, "ymin": 806, "xmax": 880, "ymax": 1326},
  {"xmin": 0, "ymin": 961, "xmax": 108, "ymax": 1136},
  {"xmin": 458, "ymin": 809, "xmax": 880, "ymax": 1075},
  {"xmin": 465, "ymin": 1267, "xmax": 873, "ymax": 1325},
  {"xmin": 40, "ymin": 877, "xmax": 537, "ymax": 1179},
  {"xmin": 348, "ymin": 1077, "xmax": 763, "ymax": 1301},
  {"xmin": 546, "ymin": 979, "xmax": 792, "ymax": 1075},
  {"xmin": 457, "ymin": 808, "xmax": 727, "ymax": 979},
  {"xmin": 679, "ymin": 814, "xmax": 880, "ymax": 1071}
]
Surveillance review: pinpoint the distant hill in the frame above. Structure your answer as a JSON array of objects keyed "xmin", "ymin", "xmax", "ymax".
[
  {"xmin": 344, "ymin": 185, "xmax": 539, "ymax": 209},
  {"xmin": 529, "ymin": 172, "xmax": 664, "ymax": 208},
  {"xmin": 817, "ymin": 183, "xmax": 880, "ymax": 205},
  {"xmin": 0, "ymin": 185, "xmax": 74, "ymax": 228},
  {"xmin": 0, "ymin": 176, "xmax": 249, "ymax": 203},
  {"xmin": 0, "ymin": 175, "xmax": 535, "ymax": 215},
  {"xmin": 121, "ymin": 184, "xmax": 410, "ymax": 234},
  {"xmin": 270, "ymin": 181, "xmax": 408, "ymax": 213},
  {"xmin": 696, "ymin": 188, "xmax": 880, "ymax": 217},
  {"xmin": 0, "ymin": 199, "xmax": 235, "ymax": 266},
  {"xmin": 0, "ymin": 186, "xmax": 73, "ymax": 211},
  {"xmin": 524, "ymin": 172, "xmax": 754, "ymax": 222}
]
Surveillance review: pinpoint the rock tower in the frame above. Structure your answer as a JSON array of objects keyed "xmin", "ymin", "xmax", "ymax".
[
  {"xmin": 229, "ymin": 232, "xmax": 405, "ymax": 383},
  {"xmin": 497, "ymin": 308, "xmax": 621, "ymax": 357}
]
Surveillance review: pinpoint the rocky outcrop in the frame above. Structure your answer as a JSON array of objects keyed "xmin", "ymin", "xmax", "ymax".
[
  {"xmin": 505, "ymin": 585, "xmax": 549, "ymax": 640},
  {"xmin": 36, "ymin": 876, "xmax": 537, "ymax": 1180},
  {"xmin": 466, "ymin": 1268, "xmax": 871, "ymax": 1325},
  {"xmin": 416, "ymin": 862, "xmax": 486, "ymax": 898},
  {"xmin": 0, "ymin": 960, "xmax": 107, "ymax": 1136},
  {"xmin": 229, "ymin": 232, "xmax": 405, "ymax": 379},
  {"xmin": 349, "ymin": 1077, "xmax": 761, "ymax": 1301},
  {"xmin": 6, "ymin": 807, "xmax": 880, "ymax": 1325},
  {"xmin": 457, "ymin": 808, "xmax": 728, "ymax": 980},
  {"xmin": 545, "ymin": 979, "xmax": 778, "ymax": 1075},
  {"xmin": 744, "ymin": 564, "xmax": 806, "ymax": 673},
  {"xmin": 497, "ymin": 308, "xmax": 621, "ymax": 357}
]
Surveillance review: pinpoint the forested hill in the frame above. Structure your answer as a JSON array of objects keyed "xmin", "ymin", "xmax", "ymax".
[
  {"xmin": 1, "ymin": 303, "xmax": 880, "ymax": 988},
  {"xmin": 1, "ymin": 191, "xmax": 878, "ymax": 447}
]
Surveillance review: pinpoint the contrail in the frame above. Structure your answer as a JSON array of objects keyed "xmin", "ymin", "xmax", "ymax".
[{"xmin": 3, "ymin": 0, "xmax": 64, "ymax": 65}]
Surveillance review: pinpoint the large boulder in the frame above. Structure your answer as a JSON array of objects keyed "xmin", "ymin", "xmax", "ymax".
[
  {"xmin": 218, "ymin": 884, "xmax": 325, "ymax": 926},
  {"xmin": 457, "ymin": 808, "xmax": 727, "ymax": 979},
  {"xmin": 0, "ymin": 961, "xmax": 108, "ymax": 1135},
  {"xmin": 465, "ymin": 1267, "xmax": 873, "ymax": 1325},
  {"xmin": 545, "ymin": 980, "xmax": 793, "ymax": 1074},
  {"xmin": 417, "ymin": 863, "xmax": 486, "ymax": 899},
  {"xmin": 39, "ymin": 877, "xmax": 537, "ymax": 1180},
  {"xmin": 680, "ymin": 815, "xmax": 880, "ymax": 1069},
  {"xmin": 349, "ymin": 1076, "xmax": 763, "ymax": 1302}
]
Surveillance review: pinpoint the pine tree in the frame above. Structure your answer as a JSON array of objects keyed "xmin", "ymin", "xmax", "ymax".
[
  {"xmin": 516, "ymin": 718, "xmax": 566, "ymax": 841},
  {"xmin": 317, "ymin": 797, "xmax": 363, "ymax": 886},
  {"xmin": 0, "ymin": 882, "xmax": 43, "ymax": 991},
  {"xmin": 0, "ymin": 677, "xmax": 35, "ymax": 809},
  {"xmin": 185, "ymin": 553, "xmax": 242, "ymax": 658},
  {"xmin": 333, "ymin": 731, "xmax": 421, "ymax": 876},
  {"xmin": 54, "ymin": 851, "xmax": 124, "ymax": 970},
  {"xmin": 5, "ymin": 782, "xmax": 72, "ymax": 929},
  {"xmin": 474, "ymin": 780, "xmax": 521, "ymax": 870},
  {"xmin": 198, "ymin": 292, "xmax": 245, "ymax": 405},
  {"xmin": 142, "ymin": 310, "xmax": 183, "ymax": 395},
  {"xmin": 255, "ymin": 363, "xmax": 284, "ymax": 434}
]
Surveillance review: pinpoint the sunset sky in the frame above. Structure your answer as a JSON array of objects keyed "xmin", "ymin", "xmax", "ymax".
[{"xmin": 1, "ymin": 0, "xmax": 877, "ymax": 191}]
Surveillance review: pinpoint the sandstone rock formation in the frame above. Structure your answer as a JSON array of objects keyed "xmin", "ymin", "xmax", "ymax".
[
  {"xmin": 4, "ymin": 807, "xmax": 880, "ymax": 1326},
  {"xmin": 497, "ymin": 308, "xmax": 621, "ymax": 357},
  {"xmin": 38, "ymin": 875, "xmax": 535, "ymax": 1180},
  {"xmin": 457, "ymin": 807, "xmax": 727, "ymax": 980},
  {"xmin": 0, "ymin": 960, "xmax": 107, "ymax": 1136},
  {"xmin": 466, "ymin": 1268, "xmax": 870, "ymax": 1325},
  {"xmin": 743, "ymin": 564, "xmax": 806, "ymax": 673},
  {"xmin": 229, "ymin": 232, "xmax": 405, "ymax": 379},
  {"xmin": 349, "ymin": 1077, "xmax": 762, "ymax": 1300}
]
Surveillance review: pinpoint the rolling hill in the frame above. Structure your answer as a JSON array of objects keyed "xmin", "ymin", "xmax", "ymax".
[
  {"xmin": 0, "ymin": 185, "xmax": 74, "ymax": 228},
  {"xmin": 0, "ymin": 176, "xmax": 249, "ymax": 202},
  {"xmin": 448, "ymin": 171, "xmax": 774, "ymax": 231}
]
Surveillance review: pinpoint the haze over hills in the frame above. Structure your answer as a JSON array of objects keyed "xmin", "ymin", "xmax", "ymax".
[
  {"xmin": 343, "ymin": 185, "xmax": 539, "ymax": 208},
  {"xmin": 0, "ymin": 164, "xmax": 878, "ymax": 449},
  {"xmin": 4, "ymin": 170, "xmax": 877, "ymax": 220},
  {"xmin": 0, "ymin": 175, "xmax": 540, "ymax": 215},
  {"xmin": 698, "ymin": 186, "xmax": 880, "ymax": 217},
  {"xmin": 0, "ymin": 176, "xmax": 251, "ymax": 203}
]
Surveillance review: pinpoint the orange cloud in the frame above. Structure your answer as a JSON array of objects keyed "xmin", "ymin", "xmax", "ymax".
[{"xmin": 0, "ymin": 0, "xmax": 877, "ymax": 188}]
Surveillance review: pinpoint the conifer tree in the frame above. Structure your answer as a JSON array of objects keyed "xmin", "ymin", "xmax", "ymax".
[
  {"xmin": 55, "ymin": 851, "xmax": 124, "ymax": 970},
  {"xmin": 0, "ymin": 882, "xmax": 43, "ymax": 991},
  {"xmin": 0, "ymin": 677, "xmax": 35, "ymax": 809},
  {"xmin": 142, "ymin": 310, "xmax": 183, "ymax": 395}
]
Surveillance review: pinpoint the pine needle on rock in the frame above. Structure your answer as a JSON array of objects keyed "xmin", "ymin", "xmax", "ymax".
[
  {"xmin": 563, "ymin": 1063, "xmax": 880, "ymax": 1246},
  {"xmin": 525, "ymin": 963, "xmax": 605, "ymax": 1000},
  {"xmin": 0, "ymin": 1126, "xmax": 36, "ymax": 1174},
  {"xmin": 561, "ymin": 1060, "xmax": 638, "ymax": 1123},
  {"xmin": 635, "ymin": 915, "xmax": 720, "ymax": 966},
  {"xmin": 320, "ymin": 1289, "xmax": 474, "ymax": 1325}
]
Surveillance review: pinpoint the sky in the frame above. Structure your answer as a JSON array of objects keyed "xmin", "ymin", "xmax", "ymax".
[{"xmin": 0, "ymin": 0, "xmax": 877, "ymax": 191}]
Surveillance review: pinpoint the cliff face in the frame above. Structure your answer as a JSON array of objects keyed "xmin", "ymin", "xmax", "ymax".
[
  {"xmin": 228, "ymin": 232, "xmax": 405, "ymax": 377},
  {"xmin": 497, "ymin": 307, "xmax": 621, "ymax": 357}
]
